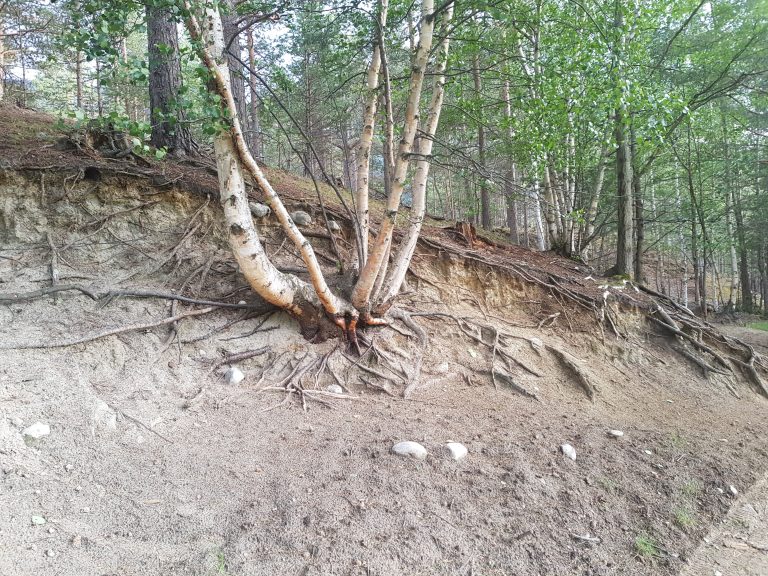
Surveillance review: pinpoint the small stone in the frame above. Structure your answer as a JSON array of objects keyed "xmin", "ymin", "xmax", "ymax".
[
  {"xmin": 433, "ymin": 362, "xmax": 450, "ymax": 375},
  {"xmin": 46, "ymin": 549, "xmax": 55, "ymax": 558},
  {"xmin": 81, "ymin": 506, "xmax": 90, "ymax": 513},
  {"xmin": 91, "ymin": 400, "xmax": 117, "ymax": 433},
  {"xmin": 445, "ymin": 442, "xmax": 468, "ymax": 461},
  {"xmin": 529, "ymin": 337, "xmax": 544, "ymax": 352},
  {"xmin": 48, "ymin": 527, "xmax": 55, "ymax": 534},
  {"xmin": 327, "ymin": 220, "xmax": 341, "ymax": 232},
  {"xmin": 237, "ymin": 300, "xmax": 247, "ymax": 306},
  {"xmin": 561, "ymin": 444, "xmax": 577, "ymax": 461},
  {"xmin": 31, "ymin": 515, "xmax": 47, "ymax": 526},
  {"xmin": 290, "ymin": 210, "xmax": 312, "ymax": 226},
  {"xmin": 224, "ymin": 366, "xmax": 245, "ymax": 385},
  {"xmin": 644, "ymin": 450, "xmax": 653, "ymax": 455},
  {"xmin": 326, "ymin": 384, "xmax": 343, "ymax": 394},
  {"xmin": 607, "ymin": 430, "xmax": 624, "ymax": 438},
  {"xmin": 22, "ymin": 422, "xmax": 50, "ymax": 445},
  {"xmin": 71, "ymin": 535, "xmax": 82, "ymax": 548},
  {"xmin": 729, "ymin": 485, "xmax": 739, "ymax": 497},
  {"xmin": 249, "ymin": 202, "xmax": 271, "ymax": 219},
  {"xmin": 64, "ymin": 463, "xmax": 74, "ymax": 472},
  {"xmin": 716, "ymin": 487, "xmax": 724, "ymax": 494},
  {"xmin": 391, "ymin": 441, "xmax": 428, "ymax": 460}
]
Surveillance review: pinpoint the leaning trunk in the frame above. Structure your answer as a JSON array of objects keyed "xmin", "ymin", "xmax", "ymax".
[{"xmin": 185, "ymin": 2, "xmax": 357, "ymax": 335}]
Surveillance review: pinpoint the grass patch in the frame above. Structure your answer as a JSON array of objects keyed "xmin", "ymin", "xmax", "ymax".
[
  {"xmin": 634, "ymin": 533, "xmax": 660, "ymax": 558},
  {"xmin": 673, "ymin": 507, "xmax": 697, "ymax": 530},
  {"xmin": 748, "ymin": 321, "xmax": 768, "ymax": 332},
  {"xmin": 681, "ymin": 480, "xmax": 701, "ymax": 498},
  {"xmin": 668, "ymin": 431, "xmax": 687, "ymax": 448},
  {"xmin": 598, "ymin": 477, "xmax": 619, "ymax": 493}
]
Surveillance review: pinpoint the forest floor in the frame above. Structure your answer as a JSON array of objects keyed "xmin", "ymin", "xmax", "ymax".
[{"xmin": 1, "ymin": 104, "xmax": 768, "ymax": 576}]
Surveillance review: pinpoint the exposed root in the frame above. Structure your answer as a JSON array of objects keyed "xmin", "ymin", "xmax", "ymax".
[
  {"xmin": 3, "ymin": 306, "xmax": 218, "ymax": 350},
  {"xmin": 411, "ymin": 311, "xmax": 541, "ymax": 398},
  {"xmin": 390, "ymin": 308, "xmax": 427, "ymax": 398},
  {"xmin": 546, "ymin": 346, "xmax": 595, "ymax": 400}
]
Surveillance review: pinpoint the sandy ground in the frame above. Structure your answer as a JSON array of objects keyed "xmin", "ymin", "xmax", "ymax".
[{"xmin": 1, "ymin": 169, "xmax": 768, "ymax": 576}]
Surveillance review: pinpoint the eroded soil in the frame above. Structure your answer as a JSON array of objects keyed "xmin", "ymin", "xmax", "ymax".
[{"xmin": 1, "ymin": 107, "xmax": 768, "ymax": 576}]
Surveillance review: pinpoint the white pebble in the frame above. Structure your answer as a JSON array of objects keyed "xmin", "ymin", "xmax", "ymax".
[
  {"xmin": 46, "ymin": 549, "xmax": 55, "ymax": 558},
  {"xmin": 607, "ymin": 430, "xmax": 624, "ymax": 438},
  {"xmin": 561, "ymin": 444, "xmax": 577, "ymax": 461},
  {"xmin": 224, "ymin": 366, "xmax": 245, "ymax": 385},
  {"xmin": 445, "ymin": 442, "xmax": 468, "ymax": 461},
  {"xmin": 729, "ymin": 485, "xmax": 739, "ymax": 497},
  {"xmin": 22, "ymin": 422, "xmax": 50, "ymax": 444},
  {"xmin": 31, "ymin": 515, "xmax": 46, "ymax": 526},
  {"xmin": 391, "ymin": 441, "xmax": 428, "ymax": 460},
  {"xmin": 326, "ymin": 384, "xmax": 343, "ymax": 394}
]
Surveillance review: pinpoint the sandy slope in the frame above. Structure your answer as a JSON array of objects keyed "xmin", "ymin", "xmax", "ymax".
[{"xmin": 1, "ymin": 159, "xmax": 767, "ymax": 576}]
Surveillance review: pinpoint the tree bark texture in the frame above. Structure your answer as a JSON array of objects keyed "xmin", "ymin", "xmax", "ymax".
[{"xmin": 147, "ymin": 6, "xmax": 195, "ymax": 155}]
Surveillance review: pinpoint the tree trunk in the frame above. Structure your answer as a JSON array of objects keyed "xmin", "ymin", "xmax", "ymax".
[
  {"xmin": 246, "ymin": 27, "xmax": 263, "ymax": 161},
  {"xmin": 631, "ymin": 123, "xmax": 644, "ymax": 283},
  {"xmin": 473, "ymin": 54, "xmax": 490, "ymax": 230},
  {"xmin": 355, "ymin": 0, "xmax": 389, "ymax": 267},
  {"xmin": 223, "ymin": 0, "xmax": 248, "ymax": 134},
  {"xmin": 376, "ymin": 5, "xmax": 453, "ymax": 310},
  {"xmin": 351, "ymin": 0, "xmax": 436, "ymax": 316},
  {"xmin": 581, "ymin": 134, "xmax": 610, "ymax": 259},
  {"xmin": 502, "ymin": 79, "xmax": 519, "ymax": 244},
  {"xmin": 614, "ymin": 108, "xmax": 634, "ymax": 277},
  {"xmin": 147, "ymin": 5, "xmax": 195, "ymax": 155},
  {"xmin": 75, "ymin": 50, "xmax": 82, "ymax": 109},
  {"xmin": 0, "ymin": 18, "xmax": 5, "ymax": 101},
  {"xmin": 186, "ymin": 2, "xmax": 357, "ymax": 336}
]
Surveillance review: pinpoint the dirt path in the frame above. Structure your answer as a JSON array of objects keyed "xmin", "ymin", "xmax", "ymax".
[
  {"xmin": 681, "ymin": 473, "xmax": 768, "ymax": 575},
  {"xmin": 680, "ymin": 325, "xmax": 768, "ymax": 576}
]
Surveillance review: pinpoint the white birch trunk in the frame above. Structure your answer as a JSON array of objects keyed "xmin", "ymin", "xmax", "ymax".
[
  {"xmin": 351, "ymin": 0, "xmax": 436, "ymax": 314},
  {"xmin": 375, "ymin": 5, "xmax": 453, "ymax": 310},
  {"xmin": 186, "ymin": 3, "xmax": 355, "ymax": 328},
  {"xmin": 355, "ymin": 0, "xmax": 389, "ymax": 267}
]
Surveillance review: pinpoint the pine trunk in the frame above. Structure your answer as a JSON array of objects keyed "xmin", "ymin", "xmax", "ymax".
[{"xmin": 147, "ymin": 5, "xmax": 195, "ymax": 155}]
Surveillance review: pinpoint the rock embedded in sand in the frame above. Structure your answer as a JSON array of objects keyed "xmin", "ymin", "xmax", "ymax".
[
  {"xmin": 224, "ymin": 367, "xmax": 245, "ymax": 385},
  {"xmin": 91, "ymin": 400, "xmax": 117, "ymax": 432},
  {"xmin": 249, "ymin": 202, "xmax": 271, "ymax": 219},
  {"xmin": 391, "ymin": 441, "xmax": 428, "ymax": 460},
  {"xmin": 22, "ymin": 422, "xmax": 50, "ymax": 445},
  {"xmin": 607, "ymin": 430, "xmax": 624, "ymax": 438},
  {"xmin": 31, "ymin": 515, "xmax": 46, "ymax": 526},
  {"xmin": 327, "ymin": 220, "xmax": 341, "ymax": 232},
  {"xmin": 326, "ymin": 384, "xmax": 343, "ymax": 394},
  {"xmin": 729, "ymin": 485, "xmax": 738, "ymax": 497},
  {"xmin": 561, "ymin": 444, "xmax": 577, "ymax": 461},
  {"xmin": 290, "ymin": 210, "xmax": 312, "ymax": 226},
  {"xmin": 445, "ymin": 442, "xmax": 468, "ymax": 461}
]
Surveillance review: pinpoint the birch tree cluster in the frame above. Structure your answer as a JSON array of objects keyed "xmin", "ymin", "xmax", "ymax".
[{"xmin": 1, "ymin": 0, "xmax": 767, "ymax": 323}]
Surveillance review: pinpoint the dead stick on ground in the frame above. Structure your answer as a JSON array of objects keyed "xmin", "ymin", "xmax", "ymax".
[
  {"xmin": 46, "ymin": 232, "xmax": 60, "ymax": 302},
  {"xmin": 118, "ymin": 410, "xmax": 174, "ymax": 443},
  {"xmin": 3, "ymin": 307, "xmax": 217, "ymax": 350},
  {"xmin": 210, "ymin": 346, "xmax": 270, "ymax": 372}
]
